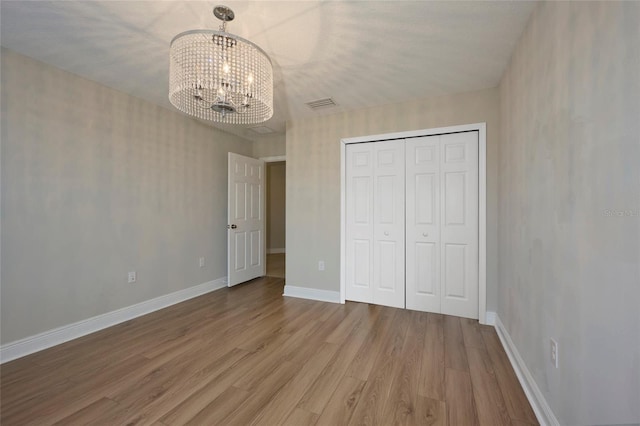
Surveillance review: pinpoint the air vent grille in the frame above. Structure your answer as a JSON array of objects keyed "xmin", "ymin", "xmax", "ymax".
[{"xmin": 306, "ymin": 97, "xmax": 337, "ymax": 110}]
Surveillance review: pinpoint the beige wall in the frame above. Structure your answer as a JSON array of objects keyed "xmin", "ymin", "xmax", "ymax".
[
  {"xmin": 267, "ymin": 162, "xmax": 286, "ymax": 251},
  {"xmin": 252, "ymin": 134, "xmax": 286, "ymax": 159},
  {"xmin": 498, "ymin": 2, "xmax": 639, "ymax": 424},
  {"xmin": 0, "ymin": 48, "xmax": 253, "ymax": 344},
  {"xmin": 286, "ymin": 87, "xmax": 500, "ymax": 309}
]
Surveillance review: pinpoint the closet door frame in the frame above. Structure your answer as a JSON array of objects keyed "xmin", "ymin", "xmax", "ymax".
[{"xmin": 340, "ymin": 123, "xmax": 488, "ymax": 324}]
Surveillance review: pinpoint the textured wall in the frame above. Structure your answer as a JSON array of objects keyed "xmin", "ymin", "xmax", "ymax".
[
  {"xmin": 267, "ymin": 162, "xmax": 286, "ymax": 251},
  {"xmin": 252, "ymin": 134, "xmax": 286, "ymax": 159},
  {"xmin": 286, "ymin": 87, "xmax": 500, "ymax": 309},
  {"xmin": 1, "ymin": 48, "xmax": 253, "ymax": 344},
  {"xmin": 498, "ymin": 2, "xmax": 640, "ymax": 424}
]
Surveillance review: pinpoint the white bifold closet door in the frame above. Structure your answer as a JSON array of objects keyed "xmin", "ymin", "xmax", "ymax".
[
  {"xmin": 346, "ymin": 131, "xmax": 479, "ymax": 319},
  {"xmin": 345, "ymin": 140, "xmax": 405, "ymax": 308},
  {"xmin": 406, "ymin": 132, "xmax": 478, "ymax": 319}
]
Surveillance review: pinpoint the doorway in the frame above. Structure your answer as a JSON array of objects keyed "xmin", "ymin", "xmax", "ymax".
[{"xmin": 266, "ymin": 160, "xmax": 286, "ymax": 278}]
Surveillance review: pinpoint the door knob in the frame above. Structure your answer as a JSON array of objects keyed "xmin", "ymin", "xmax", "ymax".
[
  {"xmin": 384, "ymin": 231, "xmax": 389, "ymax": 236},
  {"xmin": 422, "ymin": 232, "xmax": 428, "ymax": 237},
  {"xmin": 227, "ymin": 224, "xmax": 237, "ymax": 229}
]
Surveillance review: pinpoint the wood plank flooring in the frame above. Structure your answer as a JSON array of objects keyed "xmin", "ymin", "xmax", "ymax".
[
  {"xmin": 266, "ymin": 253, "xmax": 285, "ymax": 278},
  {"xmin": 0, "ymin": 277, "xmax": 537, "ymax": 425}
]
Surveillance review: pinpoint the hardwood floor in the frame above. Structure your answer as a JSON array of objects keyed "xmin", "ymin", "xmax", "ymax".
[
  {"xmin": 0, "ymin": 277, "xmax": 537, "ymax": 425},
  {"xmin": 266, "ymin": 253, "xmax": 285, "ymax": 278}
]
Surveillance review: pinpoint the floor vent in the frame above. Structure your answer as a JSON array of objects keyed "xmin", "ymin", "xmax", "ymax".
[{"xmin": 305, "ymin": 97, "xmax": 338, "ymax": 110}]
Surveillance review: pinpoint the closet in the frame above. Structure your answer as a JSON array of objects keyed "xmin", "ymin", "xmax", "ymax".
[{"xmin": 345, "ymin": 131, "xmax": 479, "ymax": 319}]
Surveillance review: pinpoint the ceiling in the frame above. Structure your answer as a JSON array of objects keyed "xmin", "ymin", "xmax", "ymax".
[{"xmin": 0, "ymin": 1, "xmax": 536, "ymax": 142}]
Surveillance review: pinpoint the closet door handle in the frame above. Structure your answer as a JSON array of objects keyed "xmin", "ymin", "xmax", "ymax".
[
  {"xmin": 384, "ymin": 231, "xmax": 389, "ymax": 236},
  {"xmin": 422, "ymin": 232, "xmax": 428, "ymax": 237}
]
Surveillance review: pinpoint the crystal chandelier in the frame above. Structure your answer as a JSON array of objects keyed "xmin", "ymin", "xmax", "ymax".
[{"xmin": 169, "ymin": 5, "xmax": 273, "ymax": 124}]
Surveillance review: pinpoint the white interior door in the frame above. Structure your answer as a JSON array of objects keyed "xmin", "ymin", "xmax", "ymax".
[
  {"xmin": 406, "ymin": 136, "xmax": 441, "ymax": 313},
  {"xmin": 228, "ymin": 153, "xmax": 266, "ymax": 287},
  {"xmin": 440, "ymin": 132, "xmax": 478, "ymax": 318}
]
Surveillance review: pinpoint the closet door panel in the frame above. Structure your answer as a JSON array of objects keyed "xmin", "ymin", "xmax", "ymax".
[
  {"xmin": 415, "ymin": 242, "xmax": 437, "ymax": 294},
  {"xmin": 406, "ymin": 136, "xmax": 441, "ymax": 312},
  {"xmin": 440, "ymin": 132, "xmax": 479, "ymax": 319},
  {"xmin": 346, "ymin": 144, "xmax": 375, "ymax": 303},
  {"xmin": 372, "ymin": 141, "xmax": 405, "ymax": 308},
  {"xmin": 443, "ymin": 243, "xmax": 467, "ymax": 297}
]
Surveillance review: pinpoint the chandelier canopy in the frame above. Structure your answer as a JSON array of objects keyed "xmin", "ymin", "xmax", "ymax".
[{"xmin": 169, "ymin": 5, "xmax": 273, "ymax": 124}]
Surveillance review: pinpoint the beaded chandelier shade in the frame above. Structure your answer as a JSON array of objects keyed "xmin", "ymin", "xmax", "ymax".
[{"xmin": 169, "ymin": 6, "xmax": 273, "ymax": 124}]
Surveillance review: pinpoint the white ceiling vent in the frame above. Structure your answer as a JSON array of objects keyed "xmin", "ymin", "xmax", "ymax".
[{"xmin": 306, "ymin": 97, "xmax": 338, "ymax": 110}]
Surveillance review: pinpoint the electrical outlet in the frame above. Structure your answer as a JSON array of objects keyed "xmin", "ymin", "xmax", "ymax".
[
  {"xmin": 199, "ymin": 257, "xmax": 205, "ymax": 268},
  {"xmin": 550, "ymin": 338, "xmax": 559, "ymax": 368},
  {"xmin": 128, "ymin": 271, "xmax": 137, "ymax": 284},
  {"xmin": 318, "ymin": 261, "xmax": 325, "ymax": 271}
]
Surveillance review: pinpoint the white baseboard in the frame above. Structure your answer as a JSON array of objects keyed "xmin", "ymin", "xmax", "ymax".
[
  {"xmin": 267, "ymin": 248, "xmax": 286, "ymax": 254},
  {"xmin": 0, "ymin": 277, "xmax": 228, "ymax": 364},
  {"xmin": 283, "ymin": 285, "xmax": 340, "ymax": 304},
  {"xmin": 485, "ymin": 310, "xmax": 496, "ymax": 326},
  {"xmin": 494, "ymin": 314, "xmax": 560, "ymax": 426}
]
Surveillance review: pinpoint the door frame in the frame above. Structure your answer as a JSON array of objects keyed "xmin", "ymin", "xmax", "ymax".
[
  {"xmin": 260, "ymin": 155, "xmax": 286, "ymax": 271},
  {"xmin": 260, "ymin": 155, "xmax": 286, "ymax": 163},
  {"xmin": 340, "ymin": 123, "xmax": 488, "ymax": 324}
]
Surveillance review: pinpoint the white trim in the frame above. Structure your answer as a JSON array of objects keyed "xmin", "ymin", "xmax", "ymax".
[
  {"xmin": 341, "ymin": 123, "xmax": 487, "ymax": 145},
  {"xmin": 485, "ymin": 310, "xmax": 496, "ymax": 326},
  {"xmin": 340, "ymin": 139, "xmax": 347, "ymax": 304},
  {"xmin": 494, "ymin": 314, "xmax": 560, "ymax": 426},
  {"xmin": 260, "ymin": 155, "xmax": 286, "ymax": 163},
  {"xmin": 267, "ymin": 248, "xmax": 286, "ymax": 254},
  {"xmin": 283, "ymin": 285, "xmax": 341, "ymax": 304},
  {"xmin": 477, "ymin": 123, "xmax": 487, "ymax": 324},
  {"xmin": 0, "ymin": 277, "xmax": 228, "ymax": 364},
  {"xmin": 340, "ymin": 123, "xmax": 488, "ymax": 321}
]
